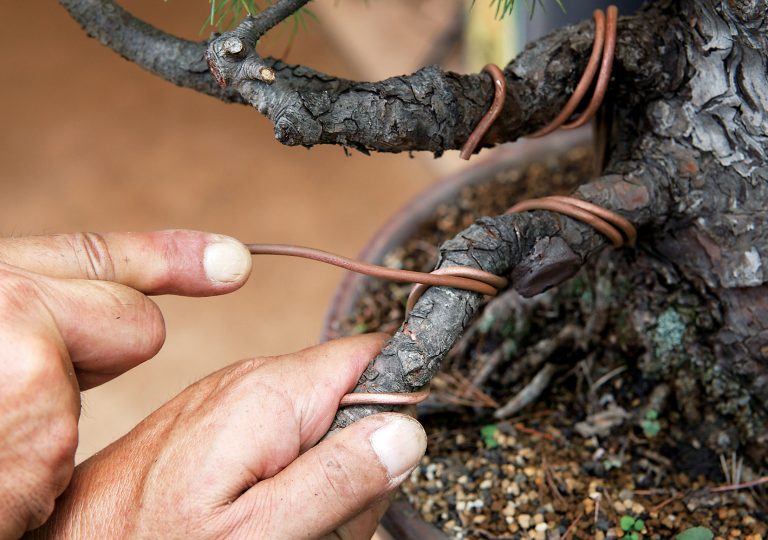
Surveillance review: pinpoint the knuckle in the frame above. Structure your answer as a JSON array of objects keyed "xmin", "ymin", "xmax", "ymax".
[
  {"xmin": 45, "ymin": 414, "xmax": 79, "ymax": 476},
  {"xmin": 66, "ymin": 232, "xmax": 116, "ymax": 281},
  {"xmin": 17, "ymin": 487, "xmax": 57, "ymax": 532},
  {"xmin": 0, "ymin": 270, "xmax": 41, "ymax": 314},
  {"xmin": 8, "ymin": 337, "xmax": 66, "ymax": 397}
]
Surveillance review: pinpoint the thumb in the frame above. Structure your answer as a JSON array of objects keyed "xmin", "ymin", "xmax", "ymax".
[{"xmin": 233, "ymin": 413, "xmax": 426, "ymax": 538}]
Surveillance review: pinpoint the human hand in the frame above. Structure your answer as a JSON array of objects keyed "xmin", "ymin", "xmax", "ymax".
[
  {"xmin": 32, "ymin": 333, "xmax": 427, "ymax": 540},
  {"xmin": 0, "ymin": 230, "xmax": 252, "ymax": 538}
]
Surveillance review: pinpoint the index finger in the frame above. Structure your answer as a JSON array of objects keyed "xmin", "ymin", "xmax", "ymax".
[{"xmin": 0, "ymin": 230, "xmax": 252, "ymax": 296}]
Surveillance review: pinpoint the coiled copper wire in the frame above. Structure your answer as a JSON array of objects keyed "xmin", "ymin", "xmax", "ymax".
[
  {"xmin": 459, "ymin": 64, "xmax": 507, "ymax": 160},
  {"xmin": 459, "ymin": 6, "xmax": 618, "ymax": 156},
  {"xmin": 507, "ymin": 195, "xmax": 636, "ymax": 248}
]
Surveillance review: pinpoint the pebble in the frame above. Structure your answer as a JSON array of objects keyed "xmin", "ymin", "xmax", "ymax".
[
  {"xmin": 517, "ymin": 514, "xmax": 532, "ymax": 530},
  {"xmin": 534, "ymin": 522, "xmax": 548, "ymax": 532},
  {"xmin": 533, "ymin": 513, "xmax": 544, "ymax": 525}
]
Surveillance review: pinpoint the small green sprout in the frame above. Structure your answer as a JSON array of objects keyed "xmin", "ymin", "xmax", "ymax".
[
  {"xmin": 641, "ymin": 410, "xmax": 661, "ymax": 438},
  {"xmin": 480, "ymin": 424, "xmax": 499, "ymax": 449},
  {"xmin": 352, "ymin": 323, "xmax": 369, "ymax": 335},
  {"xmin": 619, "ymin": 515, "xmax": 645, "ymax": 539}
]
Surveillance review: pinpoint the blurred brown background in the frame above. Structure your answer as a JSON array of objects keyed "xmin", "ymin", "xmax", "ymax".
[{"xmin": 0, "ymin": 1, "xmax": 480, "ymax": 460}]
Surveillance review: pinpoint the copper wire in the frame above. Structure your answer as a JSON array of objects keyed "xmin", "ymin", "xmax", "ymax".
[
  {"xmin": 507, "ymin": 195, "xmax": 635, "ymax": 248},
  {"xmin": 529, "ymin": 9, "xmax": 607, "ymax": 138},
  {"xmin": 459, "ymin": 64, "xmax": 507, "ymax": 160},
  {"xmin": 339, "ymin": 389, "xmax": 431, "ymax": 406},
  {"xmin": 246, "ymin": 244, "xmax": 503, "ymax": 296},
  {"xmin": 562, "ymin": 6, "xmax": 618, "ymax": 130},
  {"xmin": 459, "ymin": 6, "xmax": 618, "ymax": 148},
  {"xmin": 406, "ymin": 267, "xmax": 508, "ymax": 314},
  {"xmin": 543, "ymin": 195, "xmax": 636, "ymax": 246}
]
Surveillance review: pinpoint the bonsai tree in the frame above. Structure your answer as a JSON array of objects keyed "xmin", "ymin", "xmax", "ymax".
[{"xmin": 60, "ymin": 0, "xmax": 768, "ymax": 465}]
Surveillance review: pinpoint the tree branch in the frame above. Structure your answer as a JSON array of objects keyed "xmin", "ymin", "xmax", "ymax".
[
  {"xmin": 62, "ymin": 0, "xmax": 685, "ymax": 156},
  {"xmin": 206, "ymin": 3, "xmax": 685, "ymax": 154},
  {"xmin": 330, "ymin": 151, "xmax": 673, "ymax": 431},
  {"xmin": 59, "ymin": 0, "xmax": 245, "ymax": 103}
]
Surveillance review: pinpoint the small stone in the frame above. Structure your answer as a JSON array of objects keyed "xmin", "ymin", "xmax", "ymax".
[
  {"xmin": 479, "ymin": 479, "xmax": 493, "ymax": 490},
  {"xmin": 508, "ymin": 482, "xmax": 521, "ymax": 496},
  {"xmin": 619, "ymin": 489, "xmax": 634, "ymax": 501},
  {"xmin": 502, "ymin": 501, "xmax": 516, "ymax": 517},
  {"xmin": 613, "ymin": 501, "xmax": 626, "ymax": 513},
  {"xmin": 458, "ymin": 475, "xmax": 468, "ymax": 485},
  {"xmin": 533, "ymin": 513, "xmax": 544, "ymax": 525},
  {"xmin": 631, "ymin": 502, "xmax": 645, "ymax": 515},
  {"xmin": 662, "ymin": 515, "xmax": 676, "ymax": 528},
  {"xmin": 535, "ymin": 522, "xmax": 548, "ymax": 532},
  {"xmin": 518, "ymin": 514, "xmax": 532, "ymax": 530}
]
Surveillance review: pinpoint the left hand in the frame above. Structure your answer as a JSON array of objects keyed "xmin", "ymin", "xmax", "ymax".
[{"xmin": 30, "ymin": 333, "xmax": 427, "ymax": 539}]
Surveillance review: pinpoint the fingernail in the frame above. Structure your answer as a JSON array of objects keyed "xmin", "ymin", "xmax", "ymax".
[
  {"xmin": 203, "ymin": 238, "xmax": 252, "ymax": 284},
  {"xmin": 370, "ymin": 416, "xmax": 427, "ymax": 479}
]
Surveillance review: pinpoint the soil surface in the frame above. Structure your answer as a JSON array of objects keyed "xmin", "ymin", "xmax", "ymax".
[{"xmin": 337, "ymin": 148, "xmax": 768, "ymax": 539}]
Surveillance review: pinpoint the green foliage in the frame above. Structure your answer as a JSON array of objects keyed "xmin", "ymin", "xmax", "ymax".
[
  {"xmin": 352, "ymin": 322, "xmax": 369, "ymax": 334},
  {"xmin": 482, "ymin": 0, "xmax": 567, "ymax": 20},
  {"xmin": 619, "ymin": 515, "xmax": 645, "ymax": 539},
  {"xmin": 198, "ymin": 1, "xmax": 318, "ymax": 37},
  {"xmin": 480, "ymin": 424, "xmax": 499, "ymax": 448},
  {"xmin": 641, "ymin": 409, "xmax": 661, "ymax": 438},
  {"xmin": 675, "ymin": 527, "xmax": 715, "ymax": 540}
]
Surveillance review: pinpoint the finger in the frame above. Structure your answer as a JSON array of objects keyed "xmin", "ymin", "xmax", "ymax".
[
  {"xmin": 0, "ymin": 230, "xmax": 252, "ymax": 296},
  {"xmin": 0, "ymin": 293, "xmax": 80, "ymax": 534},
  {"xmin": 245, "ymin": 332, "xmax": 390, "ymax": 450},
  {"xmin": 146, "ymin": 333, "xmax": 389, "ymax": 510},
  {"xmin": 234, "ymin": 413, "xmax": 426, "ymax": 539},
  {"xmin": 35, "ymin": 276, "xmax": 166, "ymax": 389},
  {"xmin": 324, "ymin": 498, "xmax": 391, "ymax": 540}
]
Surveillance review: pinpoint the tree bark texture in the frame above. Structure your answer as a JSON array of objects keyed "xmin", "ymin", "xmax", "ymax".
[{"xmin": 61, "ymin": 0, "xmax": 768, "ymax": 459}]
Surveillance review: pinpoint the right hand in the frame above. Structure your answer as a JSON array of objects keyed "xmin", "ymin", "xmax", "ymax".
[
  {"xmin": 0, "ymin": 230, "xmax": 252, "ymax": 538},
  {"xmin": 32, "ymin": 334, "xmax": 427, "ymax": 539}
]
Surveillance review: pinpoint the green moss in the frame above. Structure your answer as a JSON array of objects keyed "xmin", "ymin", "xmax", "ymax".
[{"xmin": 653, "ymin": 308, "xmax": 686, "ymax": 356}]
